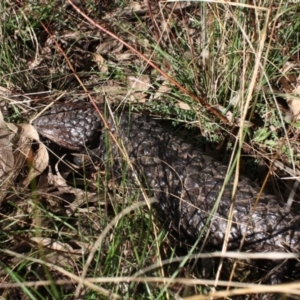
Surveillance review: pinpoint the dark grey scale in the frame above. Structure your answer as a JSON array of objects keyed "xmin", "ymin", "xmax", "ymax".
[{"xmin": 33, "ymin": 104, "xmax": 300, "ymax": 289}]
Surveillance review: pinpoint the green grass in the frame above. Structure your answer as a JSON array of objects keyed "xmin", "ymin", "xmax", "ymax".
[{"xmin": 1, "ymin": 0, "xmax": 300, "ymax": 299}]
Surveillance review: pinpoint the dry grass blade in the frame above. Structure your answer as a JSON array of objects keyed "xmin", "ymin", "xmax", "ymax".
[
  {"xmin": 74, "ymin": 197, "xmax": 158, "ymax": 298},
  {"xmin": 1, "ymin": 249, "xmax": 122, "ymax": 300}
]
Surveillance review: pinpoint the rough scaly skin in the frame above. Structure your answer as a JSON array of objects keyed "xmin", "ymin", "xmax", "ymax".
[{"xmin": 34, "ymin": 104, "xmax": 300, "ymax": 283}]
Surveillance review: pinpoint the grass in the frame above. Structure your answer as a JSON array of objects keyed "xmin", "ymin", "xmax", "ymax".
[{"xmin": 1, "ymin": 0, "xmax": 300, "ymax": 299}]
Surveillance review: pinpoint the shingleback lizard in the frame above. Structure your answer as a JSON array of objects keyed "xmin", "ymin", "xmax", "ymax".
[{"xmin": 33, "ymin": 103, "xmax": 300, "ymax": 286}]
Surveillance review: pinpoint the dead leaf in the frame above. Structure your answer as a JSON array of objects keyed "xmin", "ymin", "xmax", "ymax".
[
  {"xmin": 22, "ymin": 140, "xmax": 48, "ymax": 186},
  {"xmin": 28, "ymin": 56, "xmax": 44, "ymax": 70},
  {"xmin": 119, "ymin": 1, "xmax": 147, "ymax": 18},
  {"xmin": 277, "ymin": 62, "xmax": 300, "ymax": 119},
  {"xmin": 229, "ymin": 91, "xmax": 242, "ymax": 107},
  {"xmin": 210, "ymin": 104, "xmax": 236, "ymax": 123},
  {"xmin": 0, "ymin": 110, "xmax": 14, "ymax": 203},
  {"xmin": 175, "ymin": 101, "xmax": 191, "ymax": 111},
  {"xmin": 15, "ymin": 124, "xmax": 49, "ymax": 187},
  {"xmin": 288, "ymin": 96, "xmax": 300, "ymax": 119},
  {"xmin": 49, "ymin": 161, "xmax": 100, "ymax": 216},
  {"xmin": 127, "ymin": 75, "xmax": 151, "ymax": 102},
  {"xmin": 93, "ymin": 53, "xmax": 108, "ymax": 73},
  {"xmin": 96, "ymin": 39, "xmax": 123, "ymax": 54},
  {"xmin": 6, "ymin": 122, "xmax": 49, "ymax": 188},
  {"xmin": 153, "ymin": 80, "xmax": 171, "ymax": 100},
  {"xmin": 31, "ymin": 237, "xmax": 78, "ymax": 266},
  {"xmin": 96, "ymin": 82, "xmax": 127, "ymax": 96},
  {"xmin": 127, "ymin": 75, "xmax": 151, "ymax": 91},
  {"xmin": 115, "ymin": 51, "xmax": 134, "ymax": 61}
]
